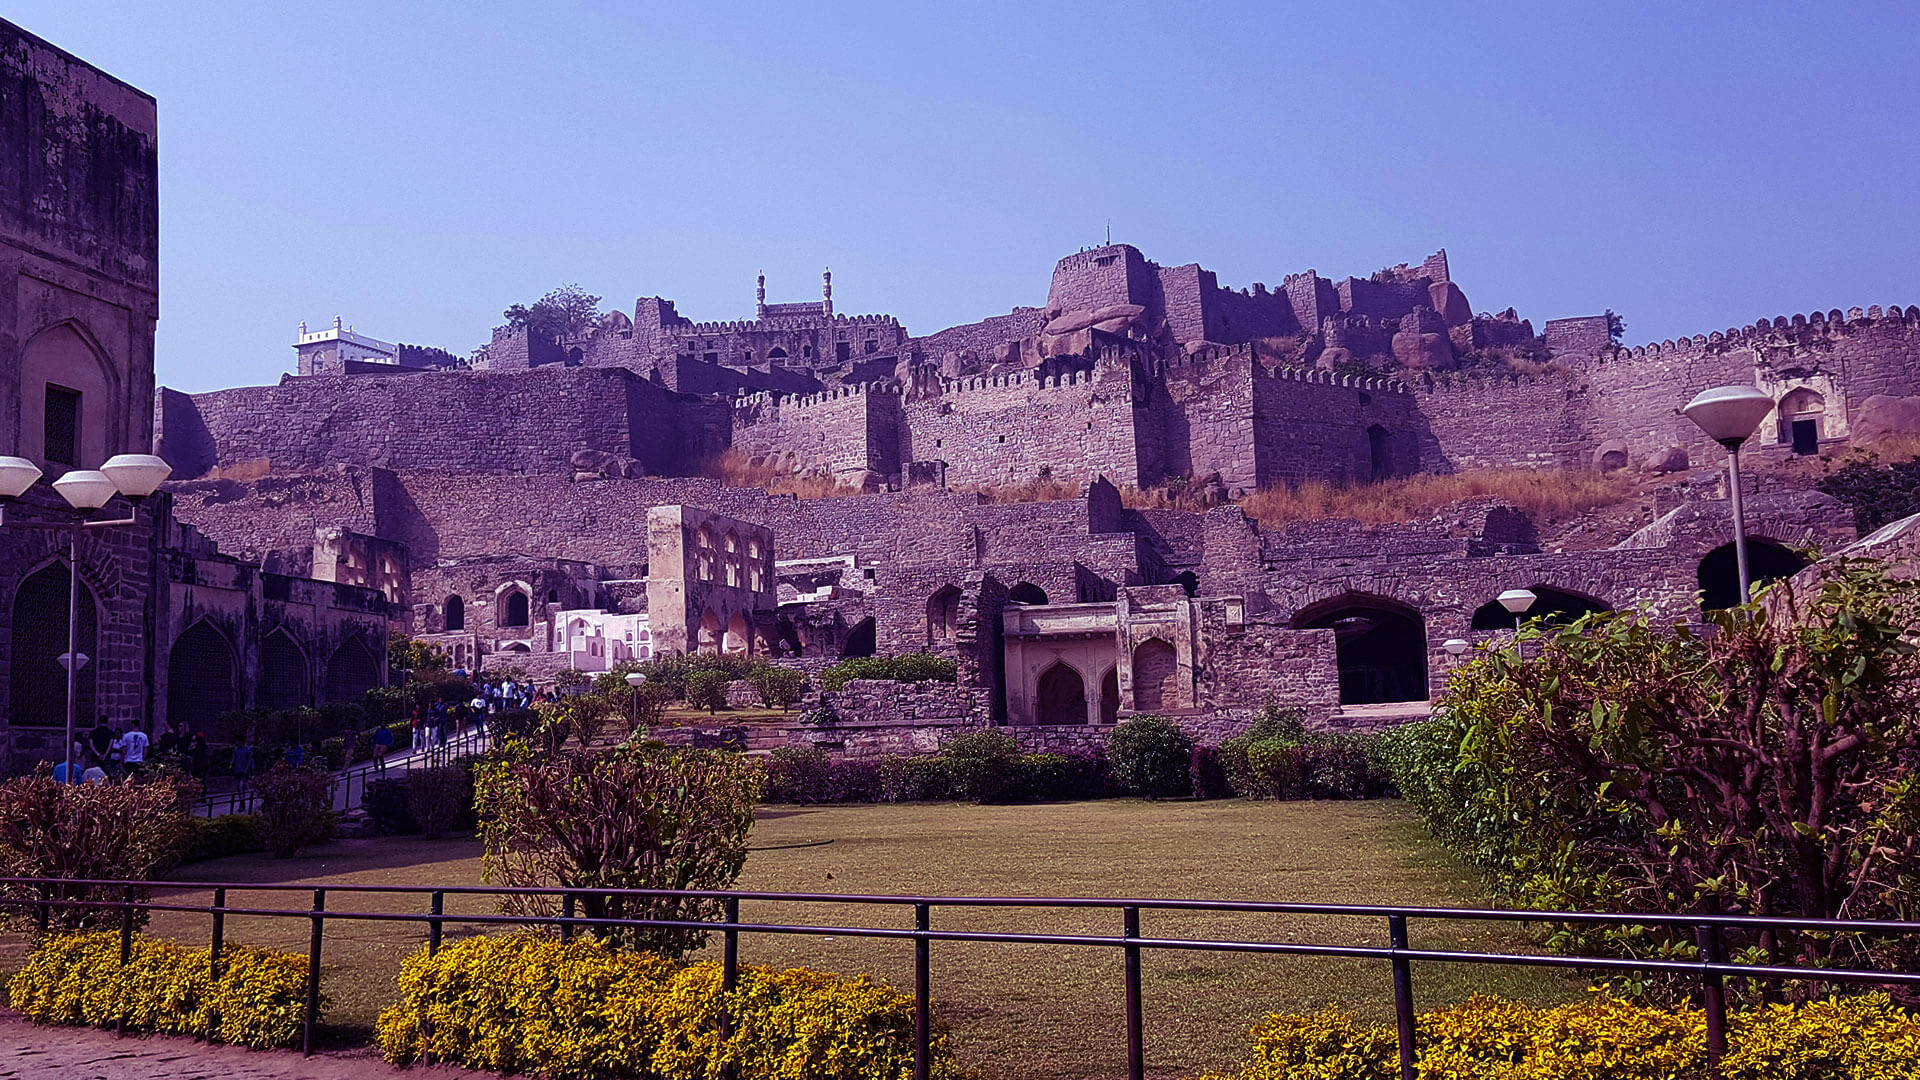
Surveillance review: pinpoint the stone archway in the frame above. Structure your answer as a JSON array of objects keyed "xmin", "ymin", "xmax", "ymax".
[
  {"xmin": 1035, "ymin": 663, "xmax": 1088, "ymax": 725},
  {"xmin": 9, "ymin": 561, "xmax": 99, "ymax": 730},
  {"xmin": 1698, "ymin": 540, "xmax": 1807, "ymax": 610},
  {"xmin": 697, "ymin": 609, "xmax": 722, "ymax": 654},
  {"xmin": 1294, "ymin": 594, "xmax": 1428, "ymax": 705},
  {"xmin": 1131, "ymin": 639, "xmax": 1178, "ymax": 711},
  {"xmin": 723, "ymin": 611, "xmax": 751, "ymax": 654},
  {"xmin": 926, "ymin": 585, "xmax": 962, "ymax": 644},
  {"xmin": 261, "ymin": 630, "xmax": 310, "ymax": 710},
  {"xmin": 1008, "ymin": 582, "xmax": 1048, "ymax": 606},
  {"xmin": 1099, "ymin": 668, "xmax": 1120, "ymax": 724},
  {"xmin": 168, "ymin": 620, "xmax": 237, "ymax": 730},
  {"xmin": 1470, "ymin": 585, "xmax": 1611, "ymax": 631},
  {"xmin": 325, "ymin": 637, "xmax": 381, "ymax": 702}
]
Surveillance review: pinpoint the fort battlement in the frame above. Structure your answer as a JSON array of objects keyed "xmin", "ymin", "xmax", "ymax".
[{"xmin": 1596, "ymin": 303, "xmax": 1920, "ymax": 363}]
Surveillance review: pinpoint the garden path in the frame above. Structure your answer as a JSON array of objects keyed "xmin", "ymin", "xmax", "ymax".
[{"xmin": 0, "ymin": 1010, "xmax": 490, "ymax": 1079}]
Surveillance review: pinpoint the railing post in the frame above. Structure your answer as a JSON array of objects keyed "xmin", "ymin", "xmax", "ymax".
[
  {"xmin": 209, "ymin": 887, "xmax": 227, "ymax": 1043},
  {"xmin": 34, "ymin": 881, "xmax": 48, "ymax": 937},
  {"xmin": 304, "ymin": 888, "xmax": 325, "ymax": 1057},
  {"xmin": 1123, "ymin": 905, "xmax": 1143, "ymax": 1080},
  {"xmin": 915, "ymin": 903, "xmax": 931, "ymax": 1080},
  {"xmin": 1698, "ymin": 923, "xmax": 1727, "ymax": 1066},
  {"xmin": 429, "ymin": 890, "xmax": 445, "ymax": 954},
  {"xmin": 118, "ymin": 884, "xmax": 134, "ymax": 1035},
  {"xmin": 1388, "ymin": 914, "xmax": 1417, "ymax": 1080},
  {"xmin": 721, "ymin": 896, "xmax": 739, "ymax": 1080},
  {"xmin": 561, "ymin": 892, "xmax": 576, "ymax": 942}
]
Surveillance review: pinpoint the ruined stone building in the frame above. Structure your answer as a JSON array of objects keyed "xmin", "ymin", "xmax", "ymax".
[
  {"xmin": 143, "ymin": 174, "xmax": 1920, "ymax": 748},
  {"xmin": 0, "ymin": 20, "xmax": 390, "ymax": 769}
]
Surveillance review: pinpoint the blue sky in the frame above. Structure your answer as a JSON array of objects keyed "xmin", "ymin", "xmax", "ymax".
[{"xmin": 18, "ymin": 1, "xmax": 1920, "ymax": 392}]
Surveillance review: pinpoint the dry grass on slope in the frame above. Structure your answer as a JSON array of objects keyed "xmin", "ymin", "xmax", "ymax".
[
  {"xmin": 1238, "ymin": 469, "xmax": 1636, "ymax": 528},
  {"xmin": 708, "ymin": 449, "xmax": 864, "ymax": 499}
]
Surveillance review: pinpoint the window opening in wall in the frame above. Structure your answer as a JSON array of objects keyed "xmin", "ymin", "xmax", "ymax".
[
  {"xmin": 1367, "ymin": 424, "xmax": 1393, "ymax": 482},
  {"xmin": 835, "ymin": 341, "xmax": 851, "ymax": 363},
  {"xmin": 44, "ymin": 385, "xmax": 80, "ymax": 466},
  {"xmin": 864, "ymin": 340, "xmax": 878, "ymax": 354},
  {"xmin": 1294, "ymin": 595, "xmax": 1427, "ymax": 705},
  {"xmin": 1791, "ymin": 419, "xmax": 1819, "ymax": 455},
  {"xmin": 703, "ymin": 352, "xmax": 717, "ymax": 364},
  {"xmin": 444, "ymin": 595, "xmax": 465, "ymax": 631},
  {"xmin": 502, "ymin": 590, "xmax": 530, "ymax": 628}
]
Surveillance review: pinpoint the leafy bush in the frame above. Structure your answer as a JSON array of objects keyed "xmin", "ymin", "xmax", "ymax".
[
  {"xmin": 880, "ymin": 754, "xmax": 952, "ymax": 802},
  {"xmin": 475, "ymin": 743, "xmax": 762, "ymax": 957},
  {"xmin": 764, "ymin": 746, "xmax": 835, "ymax": 803},
  {"xmin": 0, "ymin": 773, "xmax": 187, "ymax": 930},
  {"xmin": 1194, "ymin": 992, "xmax": 1920, "ymax": 1080},
  {"xmin": 1216, "ymin": 706, "xmax": 1393, "ymax": 800},
  {"xmin": 405, "ymin": 764, "xmax": 473, "ymax": 839},
  {"xmin": 177, "ymin": 813, "xmax": 266, "ymax": 864},
  {"xmin": 1023, "ymin": 752, "xmax": 1112, "ymax": 801},
  {"xmin": 9, "ymin": 931, "xmax": 314, "ymax": 1048},
  {"xmin": 1108, "ymin": 715, "xmax": 1194, "ymax": 798},
  {"xmin": 1384, "ymin": 562, "xmax": 1920, "ymax": 992},
  {"xmin": 820, "ymin": 653, "xmax": 958, "ymax": 692},
  {"xmin": 1189, "ymin": 746, "xmax": 1231, "ymax": 799},
  {"xmin": 1816, "ymin": 449, "xmax": 1920, "ymax": 531},
  {"xmin": 749, "ymin": 663, "xmax": 806, "ymax": 708},
  {"xmin": 375, "ymin": 933, "xmax": 960, "ymax": 1079},
  {"xmin": 628, "ymin": 653, "xmax": 759, "ymax": 699},
  {"xmin": 684, "ymin": 669, "xmax": 730, "ymax": 714},
  {"xmin": 942, "ymin": 728, "xmax": 1025, "ymax": 802},
  {"xmin": 253, "ymin": 763, "xmax": 335, "ymax": 858},
  {"xmin": 364, "ymin": 778, "xmax": 419, "ymax": 835}
]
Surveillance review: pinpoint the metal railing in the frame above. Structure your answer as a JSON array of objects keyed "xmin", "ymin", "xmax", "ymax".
[
  {"xmin": 193, "ymin": 726, "xmax": 493, "ymax": 817},
  {"xmin": 2, "ymin": 877, "xmax": 1917, "ymax": 1080}
]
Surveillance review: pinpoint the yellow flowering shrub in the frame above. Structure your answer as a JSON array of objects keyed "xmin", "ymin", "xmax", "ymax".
[
  {"xmin": 1197, "ymin": 992, "xmax": 1920, "ymax": 1080},
  {"xmin": 6, "ymin": 930, "xmax": 313, "ymax": 1048},
  {"xmin": 376, "ymin": 933, "xmax": 962, "ymax": 1079}
]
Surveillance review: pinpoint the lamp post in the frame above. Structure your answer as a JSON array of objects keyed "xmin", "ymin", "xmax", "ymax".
[
  {"xmin": 625, "ymin": 670, "xmax": 647, "ymax": 729},
  {"xmin": 1682, "ymin": 386, "xmax": 1776, "ymax": 606},
  {"xmin": 0, "ymin": 453, "xmax": 172, "ymax": 781},
  {"xmin": 1497, "ymin": 588, "xmax": 1536, "ymax": 659}
]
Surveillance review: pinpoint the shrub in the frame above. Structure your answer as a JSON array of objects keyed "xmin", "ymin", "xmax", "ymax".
[
  {"xmin": 405, "ymin": 764, "xmax": 473, "ymax": 839},
  {"xmin": 1194, "ymin": 992, "xmax": 1920, "ymax": 1080},
  {"xmin": 879, "ymin": 754, "xmax": 952, "ymax": 802},
  {"xmin": 177, "ymin": 813, "xmax": 266, "ymax": 864},
  {"xmin": 1024, "ymin": 751, "xmax": 1112, "ymax": 801},
  {"xmin": 375, "ymin": 933, "xmax": 960, "ymax": 1079},
  {"xmin": 942, "ymin": 728, "xmax": 1025, "ymax": 802},
  {"xmin": 1385, "ymin": 562, "xmax": 1920, "ymax": 992},
  {"xmin": 764, "ymin": 746, "xmax": 835, "ymax": 803},
  {"xmin": 819, "ymin": 653, "xmax": 958, "ymax": 692},
  {"xmin": 684, "ymin": 669, "xmax": 730, "ymax": 714},
  {"xmin": 253, "ymin": 763, "xmax": 335, "ymax": 859},
  {"xmin": 1189, "ymin": 745, "xmax": 1231, "ymax": 799},
  {"xmin": 8, "ymin": 930, "xmax": 313, "ymax": 1048},
  {"xmin": 0, "ymin": 773, "xmax": 187, "ymax": 931},
  {"xmin": 475, "ymin": 743, "xmax": 762, "ymax": 958},
  {"xmin": 1108, "ymin": 715, "xmax": 1194, "ymax": 798},
  {"xmin": 749, "ymin": 662, "xmax": 806, "ymax": 708},
  {"xmin": 364, "ymin": 777, "xmax": 419, "ymax": 835},
  {"xmin": 831, "ymin": 757, "xmax": 884, "ymax": 802}
]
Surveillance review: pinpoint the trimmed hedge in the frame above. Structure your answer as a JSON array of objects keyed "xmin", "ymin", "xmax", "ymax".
[
  {"xmin": 177, "ymin": 813, "xmax": 266, "ymax": 864},
  {"xmin": 8, "ymin": 930, "xmax": 314, "ymax": 1048},
  {"xmin": 762, "ymin": 744, "xmax": 1111, "ymax": 804},
  {"xmin": 819, "ymin": 654, "xmax": 957, "ymax": 692},
  {"xmin": 1194, "ymin": 992, "xmax": 1920, "ymax": 1080},
  {"xmin": 376, "ymin": 933, "xmax": 961, "ymax": 1080}
]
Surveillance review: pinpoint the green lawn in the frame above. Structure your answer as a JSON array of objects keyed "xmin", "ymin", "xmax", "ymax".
[{"xmin": 4, "ymin": 800, "xmax": 1582, "ymax": 1079}]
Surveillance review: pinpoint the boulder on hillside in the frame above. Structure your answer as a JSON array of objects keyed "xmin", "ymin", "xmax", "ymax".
[
  {"xmin": 1852, "ymin": 394, "xmax": 1920, "ymax": 445},
  {"xmin": 1642, "ymin": 445, "xmax": 1689, "ymax": 473}
]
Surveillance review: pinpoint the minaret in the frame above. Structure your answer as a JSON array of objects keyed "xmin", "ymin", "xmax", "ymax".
[
  {"xmin": 755, "ymin": 272, "xmax": 766, "ymax": 319},
  {"xmin": 822, "ymin": 268, "xmax": 833, "ymax": 318}
]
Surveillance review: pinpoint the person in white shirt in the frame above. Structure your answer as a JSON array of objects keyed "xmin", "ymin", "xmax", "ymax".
[{"xmin": 116, "ymin": 727, "xmax": 149, "ymax": 775}]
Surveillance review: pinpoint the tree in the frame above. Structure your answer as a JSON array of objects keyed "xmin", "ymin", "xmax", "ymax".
[
  {"xmin": 389, "ymin": 633, "xmax": 449, "ymax": 674},
  {"xmin": 0, "ymin": 773, "xmax": 188, "ymax": 931},
  {"xmin": 502, "ymin": 284, "xmax": 601, "ymax": 341},
  {"xmin": 1398, "ymin": 560, "xmax": 1920, "ymax": 986},
  {"xmin": 1605, "ymin": 308, "xmax": 1626, "ymax": 344},
  {"xmin": 475, "ymin": 744, "xmax": 763, "ymax": 956}
]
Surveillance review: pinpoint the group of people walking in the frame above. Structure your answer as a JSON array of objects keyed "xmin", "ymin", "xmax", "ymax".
[{"xmin": 55, "ymin": 718, "xmax": 204, "ymax": 784}]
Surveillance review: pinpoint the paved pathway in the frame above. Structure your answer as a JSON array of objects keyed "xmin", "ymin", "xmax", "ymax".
[{"xmin": 0, "ymin": 1011, "xmax": 492, "ymax": 1079}]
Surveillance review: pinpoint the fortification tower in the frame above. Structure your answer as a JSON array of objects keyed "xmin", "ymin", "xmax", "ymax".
[{"xmin": 755, "ymin": 272, "xmax": 766, "ymax": 319}]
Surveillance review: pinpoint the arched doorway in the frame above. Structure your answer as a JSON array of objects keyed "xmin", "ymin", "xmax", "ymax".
[
  {"xmin": 168, "ymin": 621, "xmax": 237, "ymax": 731},
  {"xmin": 926, "ymin": 586, "xmax": 962, "ymax": 644},
  {"xmin": 325, "ymin": 637, "xmax": 380, "ymax": 702},
  {"xmin": 9, "ymin": 562, "xmax": 98, "ymax": 729},
  {"xmin": 1131, "ymin": 639, "xmax": 1178, "ymax": 711},
  {"xmin": 1099, "ymin": 668, "xmax": 1120, "ymax": 724},
  {"xmin": 841, "ymin": 617, "xmax": 876, "ymax": 658},
  {"xmin": 261, "ymin": 630, "xmax": 310, "ymax": 709},
  {"xmin": 1295, "ymin": 595, "xmax": 1428, "ymax": 705},
  {"xmin": 1035, "ymin": 663, "xmax": 1088, "ymax": 725},
  {"xmin": 500, "ymin": 589, "xmax": 530, "ymax": 628},
  {"xmin": 1698, "ymin": 540, "xmax": 1807, "ymax": 610},
  {"xmin": 1776, "ymin": 387, "xmax": 1825, "ymax": 454},
  {"xmin": 1008, "ymin": 582, "xmax": 1048, "ymax": 606},
  {"xmin": 1367, "ymin": 424, "xmax": 1393, "ymax": 481},
  {"xmin": 444, "ymin": 595, "xmax": 465, "ymax": 631},
  {"xmin": 1469, "ymin": 586, "xmax": 1611, "ymax": 631},
  {"xmin": 697, "ymin": 609, "xmax": 722, "ymax": 654},
  {"xmin": 723, "ymin": 611, "xmax": 751, "ymax": 654}
]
